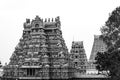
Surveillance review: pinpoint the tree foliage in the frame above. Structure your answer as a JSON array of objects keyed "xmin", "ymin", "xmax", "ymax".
[{"xmin": 95, "ymin": 7, "xmax": 120, "ymax": 80}]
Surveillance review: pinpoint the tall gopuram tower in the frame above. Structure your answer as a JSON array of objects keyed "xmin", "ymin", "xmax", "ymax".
[
  {"xmin": 69, "ymin": 41, "xmax": 87, "ymax": 77},
  {"xmin": 3, "ymin": 16, "xmax": 69, "ymax": 80},
  {"xmin": 87, "ymin": 35, "xmax": 107, "ymax": 74}
]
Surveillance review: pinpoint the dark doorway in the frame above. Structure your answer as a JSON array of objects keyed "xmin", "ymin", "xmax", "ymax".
[{"xmin": 27, "ymin": 68, "xmax": 35, "ymax": 76}]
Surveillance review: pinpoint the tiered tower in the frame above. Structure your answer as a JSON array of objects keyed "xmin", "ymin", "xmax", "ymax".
[
  {"xmin": 87, "ymin": 35, "xmax": 107, "ymax": 74},
  {"xmin": 69, "ymin": 41, "xmax": 87, "ymax": 77},
  {"xmin": 3, "ymin": 16, "xmax": 69, "ymax": 79}
]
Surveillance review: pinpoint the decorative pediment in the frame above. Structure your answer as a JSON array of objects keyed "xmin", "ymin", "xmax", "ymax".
[{"xmin": 31, "ymin": 16, "xmax": 43, "ymax": 29}]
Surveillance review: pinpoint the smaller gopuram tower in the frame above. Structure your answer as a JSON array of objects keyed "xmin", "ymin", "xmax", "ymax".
[
  {"xmin": 69, "ymin": 41, "xmax": 87, "ymax": 77},
  {"xmin": 87, "ymin": 35, "xmax": 107, "ymax": 74}
]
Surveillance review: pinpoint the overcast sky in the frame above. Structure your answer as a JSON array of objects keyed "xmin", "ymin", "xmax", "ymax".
[{"xmin": 0, "ymin": 0, "xmax": 120, "ymax": 65}]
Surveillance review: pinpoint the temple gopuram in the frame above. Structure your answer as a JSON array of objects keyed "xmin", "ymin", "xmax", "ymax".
[
  {"xmin": 87, "ymin": 35, "xmax": 107, "ymax": 75},
  {"xmin": 69, "ymin": 41, "xmax": 87, "ymax": 77},
  {"xmin": 3, "ymin": 16, "xmax": 69, "ymax": 80}
]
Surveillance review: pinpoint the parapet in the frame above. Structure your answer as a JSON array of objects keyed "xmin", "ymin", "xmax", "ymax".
[
  {"xmin": 72, "ymin": 41, "xmax": 83, "ymax": 47},
  {"xmin": 23, "ymin": 16, "xmax": 61, "ymax": 29}
]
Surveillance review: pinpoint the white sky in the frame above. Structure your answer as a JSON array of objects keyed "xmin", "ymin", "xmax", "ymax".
[{"xmin": 0, "ymin": 0, "xmax": 120, "ymax": 65}]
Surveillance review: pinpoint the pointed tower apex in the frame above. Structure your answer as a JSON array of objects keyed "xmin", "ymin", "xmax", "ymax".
[
  {"xmin": 26, "ymin": 18, "xmax": 30, "ymax": 23},
  {"xmin": 45, "ymin": 18, "xmax": 47, "ymax": 22},
  {"xmin": 35, "ymin": 15, "xmax": 41, "ymax": 21},
  {"xmin": 55, "ymin": 16, "xmax": 60, "ymax": 22},
  {"xmin": 48, "ymin": 18, "xmax": 50, "ymax": 22},
  {"xmin": 52, "ymin": 18, "xmax": 54, "ymax": 22}
]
